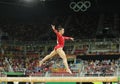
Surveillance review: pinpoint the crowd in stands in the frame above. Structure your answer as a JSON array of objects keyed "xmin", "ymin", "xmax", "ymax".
[
  {"xmin": 0, "ymin": 52, "xmax": 120, "ymax": 77},
  {"xmin": 0, "ymin": 13, "xmax": 119, "ymax": 41},
  {"xmin": 0, "ymin": 14, "xmax": 99, "ymax": 41},
  {"xmin": 0, "ymin": 38, "xmax": 120, "ymax": 77},
  {"xmin": 83, "ymin": 59, "xmax": 119, "ymax": 76},
  {"xmin": 0, "ymin": 13, "xmax": 120, "ymax": 77}
]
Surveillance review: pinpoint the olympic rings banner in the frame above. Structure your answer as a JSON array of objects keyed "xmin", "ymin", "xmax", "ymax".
[{"xmin": 69, "ymin": 0, "xmax": 91, "ymax": 12}]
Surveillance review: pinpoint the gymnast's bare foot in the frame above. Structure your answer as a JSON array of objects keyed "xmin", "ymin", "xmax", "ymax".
[
  {"xmin": 39, "ymin": 61, "xmax": 43, "ymax": 67},
  {"xmin": 66, "ymin": 69, "xmax": 72, "ymax": 74}
]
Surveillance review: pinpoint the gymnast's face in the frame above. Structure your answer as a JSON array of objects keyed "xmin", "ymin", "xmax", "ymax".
[{"xmin": 59, "ymin": 28, "xmax": 64, "ymax": 35}]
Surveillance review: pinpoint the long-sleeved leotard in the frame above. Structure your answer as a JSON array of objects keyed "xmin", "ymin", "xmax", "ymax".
[{"xmin": 53, "ymin": 29, "xmax": 71, "ymax": 50}]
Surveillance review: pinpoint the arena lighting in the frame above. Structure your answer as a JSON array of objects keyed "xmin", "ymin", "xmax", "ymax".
[
  {"xmin": 20, "ymin": 0, "xmax": 46, "ymax": 3},
  {"xmin": 40, "ymin": 0, "xmax": 46, "ymax": 1},
  {"xmin": 22, "ymin": 0, "xmax": 34, "ymax": 3},
  {"xmin": 19, "ymin": 0, "xmax": 39, "ymax": 4},
  {"xmin": 104, "ymin": 27, "xmax": 109, "ymax": 30},
  {"xmin": 18, "ymin": 0, "xmax": 46, "ymax": 6},
  {"xmin": 18, "ymin": 0, "xmax": 39, "ymax": 7}
]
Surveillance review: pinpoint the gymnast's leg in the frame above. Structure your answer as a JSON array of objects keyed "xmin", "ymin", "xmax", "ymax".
[
  {"xmin": 39, "ymin": 50, "xmax": 57, "ymax": 66},
  {"xmin": 56, "ymin": 48, "xmax": 72, "ymax": 74}
]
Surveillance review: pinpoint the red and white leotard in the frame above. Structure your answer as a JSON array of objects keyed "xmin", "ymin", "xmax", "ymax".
[{"xmin": 53, "ymin": 29, "xmax": 71, "ymax": 50}]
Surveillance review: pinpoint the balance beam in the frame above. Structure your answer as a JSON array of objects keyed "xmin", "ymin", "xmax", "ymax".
[{"xmin": 0, "ymin": 77, "xmax": 118, "ymax": 82}]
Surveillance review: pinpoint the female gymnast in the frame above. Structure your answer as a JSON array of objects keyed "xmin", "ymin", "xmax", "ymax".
[{"xmin": 39, "ymin": 25, "xmax": 74, "ymax": 74}]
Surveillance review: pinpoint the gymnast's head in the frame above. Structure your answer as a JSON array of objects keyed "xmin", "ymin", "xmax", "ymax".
[{"xmin": 58, "ymin": 26, "xmax": 64, "ymax": 35}]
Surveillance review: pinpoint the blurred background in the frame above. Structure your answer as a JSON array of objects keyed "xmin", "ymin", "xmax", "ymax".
[{"xmin": 0, "ymin": 0, "xmax": 120, "ymax": 84}]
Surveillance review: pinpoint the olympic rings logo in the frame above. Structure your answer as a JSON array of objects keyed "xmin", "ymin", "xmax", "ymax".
[{"xmin": 69, "ymin": 1, "xmax": 91, "ymax": 12}]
